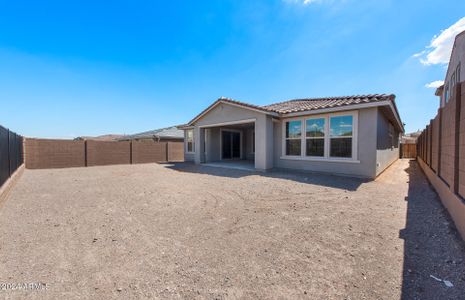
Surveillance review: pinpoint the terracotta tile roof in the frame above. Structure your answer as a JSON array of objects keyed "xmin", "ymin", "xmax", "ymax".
[
  {"xmin": 186, "ymin": 97, "xmax": 278, "ymax": 125},
  {"xmin": 217, "ymin": 97, "xmax": 277, "ymax": 113},
  {"xmin": 186, "ymin": 94, "xmax": 401, "ymax": 131},
  {"xmin": 262, "ymin": 94, "xmax": 395, "ymax": 114}
]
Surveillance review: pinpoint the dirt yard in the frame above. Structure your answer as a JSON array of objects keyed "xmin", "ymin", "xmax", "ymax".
[{"xmin": 0, "ymin": 159, "xmax": 464, "ymax": 299}]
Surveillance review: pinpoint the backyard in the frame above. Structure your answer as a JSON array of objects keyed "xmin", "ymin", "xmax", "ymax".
[{"xmin": 0, "ymin": 159, "xmax": 464, "ymax": 299}]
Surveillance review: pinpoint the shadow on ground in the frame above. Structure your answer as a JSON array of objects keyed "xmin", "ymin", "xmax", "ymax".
[
  {"xmin": 400, "ymin": 160, "xmax": 465, "ymax": 299},
  {"xmin": 162, "ymin": 162, "xmax": 365, "ymax": 191}
]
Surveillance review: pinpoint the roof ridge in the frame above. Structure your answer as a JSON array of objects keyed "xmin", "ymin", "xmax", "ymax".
[
  {"xmin": 263, "ymin": 94, "xmax": 394, "ymax": 107},
  {"xmin": 218, "ymin": 97, "xmax": 276, "ymax": 112}
]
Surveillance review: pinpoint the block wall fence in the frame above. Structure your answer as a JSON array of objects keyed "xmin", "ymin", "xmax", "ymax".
[
  {"xmin": 417, "ymin": 81, "xmax": 465, "ymax": 241},
  {"xmin": 0, "ymin": 126, "xmax": 24, "ymax": 188},
  {"xmin": 25, "ymin": 139, "xmax": 184, "ymax": 169}
]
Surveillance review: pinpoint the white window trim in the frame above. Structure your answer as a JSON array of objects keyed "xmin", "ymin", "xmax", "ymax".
[
  {"xmin": 305, "ymin": 116, "xmax": 327, "ymax": 158},
  {"xmin": 284, "ymin": 119, "xmax": 303, "ymax": 157},
  {"xmin": 281, "ymin": 111, "xmax": 359, "ymax": 163},
  {"xmin": 185, "ymin": 129, "xmax": 195, "ymax": 154}
]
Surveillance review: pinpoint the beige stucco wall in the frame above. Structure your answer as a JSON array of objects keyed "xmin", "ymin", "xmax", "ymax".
[
  {"xmin": 194, "ymin": 103, "xmax": 263, "ymax": 127},
  {"xmin": 273, "ymin": 107, "xmax": 378, "ymax": 179},
  {"xmin": 375, "ymin": 109, "xmax": 400, "ymax": 176}
]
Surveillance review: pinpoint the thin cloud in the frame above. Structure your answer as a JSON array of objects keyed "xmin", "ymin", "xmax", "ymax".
[
  {"xmin": 425, "ymin": 80, "xmax": 444, "ymax": 89},
  {"xmin": 416, "ymin": 17, "xmax": 465, "ymax": 65},
  {"xmin": 284, "ymin": 0, "xmax": 322, "ymax": 5}
]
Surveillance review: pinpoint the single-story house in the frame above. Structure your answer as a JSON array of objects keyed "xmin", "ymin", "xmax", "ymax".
[
  {"xmin": 180, "ymin": 94, "xmax": 404, "ymax": 179},
  {"xmin": 118, "ymin": 126, "xmax": 184, "ymax": 142}
]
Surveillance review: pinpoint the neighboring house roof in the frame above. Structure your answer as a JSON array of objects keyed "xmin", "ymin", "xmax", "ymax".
[
  {"xmin": 406, "ymin": 130, "xmax": 422, "ymax": 137},
  {"xmin": 185, "ymin": 94, "xmax": 403, "ymax": 132},
  {"xmin": 118, "ymin": 126, "xmax": 184, "ymax": 141},
  {"xmin": 401, "ymin": 136, "xmax": 417, "ymax": 144}
]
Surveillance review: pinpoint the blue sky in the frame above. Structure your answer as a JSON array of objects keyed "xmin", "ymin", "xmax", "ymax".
[{"xmin": 0, "ymin": 0, "xmax": 464, "ymax": 138}]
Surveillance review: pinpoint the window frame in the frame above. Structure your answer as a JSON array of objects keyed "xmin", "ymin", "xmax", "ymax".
[
  {"xmin": 284, "ymin": 119, "xmax": 303, "ymax": 157},
  {"xmin": 457, "ymin": 63, "xmax": 461, "ymax": 83},
  {"xmin": 388, "ymin": 123, "xmax": 394, "ymax": 149},
  {"xmin": 281, "ymin": 111, "xmax": 359, "ymax": 162},
  {"xmin": 185, "ymin": 129, "xmax": 195, "ymax": 154},
  {"xmin": 445, "ymin": 82, "xmax": 450, "ymax": 103},
  {"xmin": 305, "ymin": 117, "xmax": 327, "ymax": 158},
  {"xmin": 329, "ymin": 114, "xmax": 355, "ymax": 159}
]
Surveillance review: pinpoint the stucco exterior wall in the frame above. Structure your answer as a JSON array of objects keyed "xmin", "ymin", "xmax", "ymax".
[
  {"xmin": 273, "ymin": 107, "xmax": 378, "ymax": 178},
  {"xmin": 194, "ymin": 103, "xmax": 263, "ymax": 127},
  {"xmin": 244, "ymin": 128, "xmax": 255, "ymax": 161},
  {"xmin": 206, "ymin": 128, "xmax": 221, "ymax": 162},
  {"xmin": 375, "ymin": 109, "xmax": 400, "ymax": 176},
  {"xmin": 255, "ymin": 114, "xmax": 274, "ymax": 170}
]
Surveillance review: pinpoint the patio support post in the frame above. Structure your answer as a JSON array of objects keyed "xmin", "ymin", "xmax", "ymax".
[
  {"xmin": 194, "ymin": 127, "xmax": 206, "ymax": 164},
  {"xmin": 255, "ymin": 115, "xmax": 274, "ymax": 171}
]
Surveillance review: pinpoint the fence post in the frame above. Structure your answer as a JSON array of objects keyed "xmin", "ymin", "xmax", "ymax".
[
  {"xmin": 454, "ymin": 83, "xmax": 462, "ymax": 194},
  {"xmin": 166, "ymin": 142, "xmax": 169, "ymax": 162},
  {"xmin": 426, "ymin": 126, "xmax": 429, "ymax": 166},
  {"xmin": 429, "ymin": 119, "xmax": 433, "ymax": 167},
  {"xmin": 7, "ymin": 129, "xmax": 11, "ymax": 177},
  {"xmin": 130, "ymin": 141, "xmax": 133, "ymax": 164},
  {"xmin": 421, "ymin": 132, "xmax": 423, "ymax": 160},
  {"xmin": 437, "ymin": 108, "xmax": 443, "ymax": 177},
  {"xmin": 84, "ymin": 140, "xmax": 88, "ymax": 167},
  {"xmin": 417, "ymin": 135, "xmax": 420, "ymax": 159},
  {"xmin": 421, "ymin": 130, "xmax": 424, "ymax": 161}
]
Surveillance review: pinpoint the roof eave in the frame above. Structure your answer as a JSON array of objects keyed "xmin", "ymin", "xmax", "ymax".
[
  {"xmin": 277, "ymin": 99, "xmax": 404, "ymax": 133},
  {"xmin": 187, "ymin": 99, "xmax": 278, "ymax": 126},
  {"xmin": 435, "ymin": 85, "xmax": 444, "ymax": 96}
]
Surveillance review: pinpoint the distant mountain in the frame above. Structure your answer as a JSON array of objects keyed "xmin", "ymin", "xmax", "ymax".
[{"xmin": 74, "ymin": 134, "xmax": 126, "ymax": 141}]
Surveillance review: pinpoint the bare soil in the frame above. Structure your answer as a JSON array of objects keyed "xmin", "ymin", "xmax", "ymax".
[{"xmin": 0, "ymin": 159, "xmax": 463, "ymax": 299}]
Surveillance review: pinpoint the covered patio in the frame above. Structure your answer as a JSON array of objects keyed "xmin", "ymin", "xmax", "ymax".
[
  {"xmin": 198, "ymin": 120, "xmax": 255, "ymax": 169},
  {"xmin": 183, "ymin": 98, "xmax": 276, "ymax": 171},
  {"xmin": 202, "ymin": 160, "xmax": 256, "ymax": 171}
]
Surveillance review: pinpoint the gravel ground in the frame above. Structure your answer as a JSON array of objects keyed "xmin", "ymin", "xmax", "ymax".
[{"xmin": 0, "ymin": 159, "xmax": 463, "ymax": 299}]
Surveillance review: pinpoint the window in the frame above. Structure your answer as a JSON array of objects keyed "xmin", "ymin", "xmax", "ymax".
[
  {"xmin": 329, "ymin": 115, "xmax": 353, "ymax": 158},
  {"xmin": 282, "ymin": 112, "xmax": 357, "ymax": 161},
  {"xmin": 445, "ymin": 82, "xmax": 450, "ymax": 103},
  {"xmin": 389, "ymin": 123, "xmax": 394, "ymax": 149},
  {"xmin": 457, "ymin": 63, "xmax": 461, "ymax": 82},
  {"xmin": 186, "ymin": 129, "xmax": 194, "ymax": 153},
  {"xmin": 305, "ymin": 118, "xmax": 325, "ymax": 157},
  {"xmin": 285, "ymin": 120, "xmax": 302, "ymax": 156}
]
